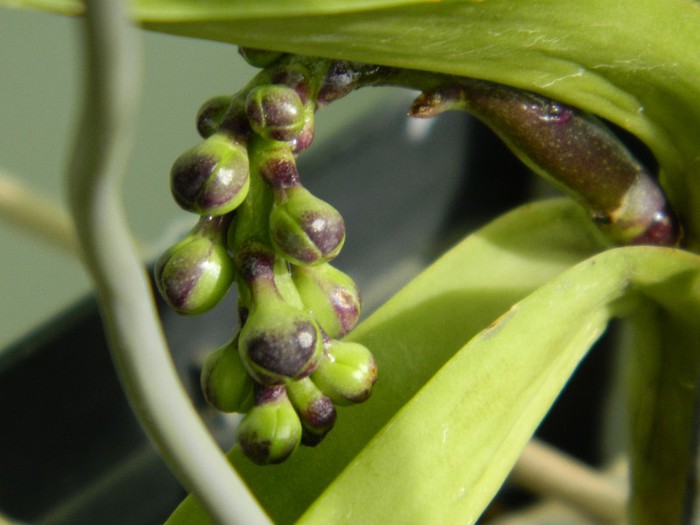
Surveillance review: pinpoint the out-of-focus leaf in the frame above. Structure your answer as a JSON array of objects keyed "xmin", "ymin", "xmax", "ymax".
[
  {"xmin": 0, "ymin": 0, "xmax": 81, "ymax": 14},
  {"xmin": 166, "ymin": 199, "xmax": 606, "ymax": 524}
]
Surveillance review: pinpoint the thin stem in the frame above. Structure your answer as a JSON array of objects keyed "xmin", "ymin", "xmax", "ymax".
[
  {"xmin": 0, "ymin": 167, "xmax": 78, "ymax": 254},
  {"xmin": 509, "ymin": 439, "xmax": 627, "ymax": 524},
  {"xmin": 65, "ymin": 1, "xmax": 269, "ymax": 524}
]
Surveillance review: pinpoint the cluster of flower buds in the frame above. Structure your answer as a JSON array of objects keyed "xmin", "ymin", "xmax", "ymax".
[{"xmin": 154, "ymin": 50, "xmax": 377, "ymax": 465}]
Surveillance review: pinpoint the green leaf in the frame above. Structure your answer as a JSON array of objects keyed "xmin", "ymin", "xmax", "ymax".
[
  {"xmin": 166, "ymin": 198, "xmax": 606, "ymax": 524},
  {"xmin": 299, "ymin": 245, "xmax": 700, "ymax": 524},
  {"xmin": 0, "ymin": 0, "xmax": 82, "ymax": 15},
  {"xmin": 168, "ymin": 199, "xmax": 700, "ymax": 524}
]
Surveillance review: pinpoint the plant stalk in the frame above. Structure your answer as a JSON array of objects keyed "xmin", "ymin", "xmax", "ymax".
[
  {"xmin": 0, "ymin": 167, "xmax": 78, "ymax": 254},
  {"xmin": 510, "ymin": 439, "xmax": 626, "ymax": 524},
  {"xmin": 65, "ymin": 1, "xmax": 269, "ymax": 523}
]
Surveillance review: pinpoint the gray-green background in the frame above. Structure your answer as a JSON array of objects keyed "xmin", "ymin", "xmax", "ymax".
[{"xmin": 0, "ymin": 8, "xmax": 389, "ymax": 351}]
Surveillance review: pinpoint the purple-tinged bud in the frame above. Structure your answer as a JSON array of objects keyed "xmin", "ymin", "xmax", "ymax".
[
  {"xmin": 292, "ymin": 263, "xmax": 361, "ymax": 339},
  {"xmin": 235, "ymin": 384, "xmax": 302, "ymax": 465},
  {"xmin": 237, "ymin": 246, "xmax": 323, "ymax": 384},
  {"xmin": 269, "ymin": 185, "xmax": 345, "ymax": 266},
  {"xmin": 196, "ymin": 95, "xmax": 232, "ymax": 138},
  {"xmin": 291, "ymin": 103, "xmax": 315, "ymax": 154},
  {"xmin": 154, "ymin": 215, "xmax": 234, "ymax": 315},
  {"xmin": 285, "ymin": 377, "xmax": 337, "ymax": 446},
  {"xmin": 171, "ymin": 132, "xmax": 250, "ymax": 215},
  {"xmin": 246, "ymin": 85, "xmax": 305, "ymax": 142},
  {"xmin": 312, "ymin": 339, "xmax": 377, "ymax": 406},
  {"xmin": 201, "ymin": 336, "xmax": 254, "ymax": 413},
  {"xmin": 238, "ymin": 47, "xmax": 285, "ymax": 69},
  {"xmin": 270, "ymin": 64, "xmax": 313, "ymax": 104},
  {"xmin": 256, "ymin": 140, "xmax": 300, "ymax": 189}
]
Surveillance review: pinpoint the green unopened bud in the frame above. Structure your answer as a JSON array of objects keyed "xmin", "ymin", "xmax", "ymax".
[
  {"xmin": 246, "ymin": 85, "xmax": 305, "ymax": 142},
  {"xmin": 154, "ymin": 216, "xmax": 234, "ymax": 315},
  {"xmin": 235, "ymin": 385, "xmax": 302, "ymax": 465},
  {"xmin": 196, "ymin": 95, "xmax": 232, "ymax": 138},
  {"xmin": 269, "ymin": 185, "xmax": 345, "ymax": 265},
  {"xmin": 312, "ymin": 339, "xmax": 377, "ymax": 406},
  {"xmin": 171, "ymin": 132, "xmax": 250, "ymax": 215},
  {"xmin": 286, "ymin": 377, "xmax": 337, "ymax": 446},
  {"xmin": 237, "ymin": 248, "xmax": 323, "ymax": 384},
  {"xmin": 238, "ymin": 47, "xmax": 285, "ymax": 68},
  {"xmin": 292, "ymin": 263, "xmax": 361, "ymax": 338},
  {"xmin": 201, "ymin": 337, "xmax": 254, "ymax": 413}
]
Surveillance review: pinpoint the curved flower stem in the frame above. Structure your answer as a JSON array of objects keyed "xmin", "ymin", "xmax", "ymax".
[
  {"xmin": 0, "ymin": 167, "xmax": 78, "ymax": 254},
  {"xmin": 65, "ymin": 1, "xmax": 269, "ymax": 524}
]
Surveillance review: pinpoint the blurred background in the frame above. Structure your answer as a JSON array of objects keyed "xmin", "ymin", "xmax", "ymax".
[
  {"xmin": 0, "ymin": 7, "xmax": 394, "ymax": 352},
  {"xmin": 0, "ymin": 8, "xmax": 485, "ymax": 523},
  {"xmin": 1, "ymin": 8, "xmax": 616, "ymax": 525}
]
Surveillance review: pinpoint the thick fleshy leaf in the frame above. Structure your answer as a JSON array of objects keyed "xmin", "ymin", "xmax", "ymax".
[
  {"xmin": 166, "ymin": 199, "xmax": 606, "ymax": 524},
  {"xmin": 167, "ymin": 199, "xmax": 700, "ymax": 524},
  {"xmin": 299, "ymin": 246, "xmax": 700, "ymax": 524}
]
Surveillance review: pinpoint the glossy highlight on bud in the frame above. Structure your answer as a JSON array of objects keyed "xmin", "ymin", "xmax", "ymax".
[
  {"xmin": 246, "ymin": 84, "xmax": 305, "ymax": 142},
  {"xmin": 312, "ymin": 339, "xmax": 377, "ymax": 406},
  {"xmin": 171, "ymin": 132, "xmax": 250, "ymax": 216},
  {"xmin": 201, "ymin": 337, "xmax": 254, "ymax": 413},
  {"xmin": 269, "ymin": 186, "xmax": 345, "ymax": 265},
  {"xmin": 154, "ymin": 216, "xmax": 234, "ymax": 315},
  {"xmin": 235, "ymin": 385, "xmax": 302, "ymax": 465},
  {"xmin": 237, "ymin": 247, "xmax": 323, "ymax": 384},
  {"xmin": 292, "ymin": 263, "xmax": 361, "ymax": 338}
]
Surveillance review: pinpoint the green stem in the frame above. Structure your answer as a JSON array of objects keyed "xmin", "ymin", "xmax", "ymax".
[
  {"xmin": 0, "ymin": 167, "xmax": 78, "ymax": 254},
  {"xmin": 510, "ymin": 439, "xmax": 626, "ymax": 524},
  {"xmin": 65, "ymin": 1, "xmax": 269, "ymax": 523}
]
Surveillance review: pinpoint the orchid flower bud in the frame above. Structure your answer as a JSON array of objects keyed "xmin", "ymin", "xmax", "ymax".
[
  {"xmin": 292, "ymin": 263, "xmax": 361, "ymax": 338},
  {"xmin": 269, "ymin": 185, "xmax": 345, "ymax": 266},
  {"xmin": 196, "ymin": 95, "xmax": 232, "ymax": 138},
  {"xmin": 154, "ymin": 215, "xmax": 234, "ymax": 315},
  {"xmin": 171, "ymin": 132, "xmax": 250, "ymax": 216},
  {"xmin": 236, "ymin": 245, "xmax": 323, "ymax": 384},
  {"xmin": 235, "ymin": 385, "xmax": 302, "ymax": 465},
  {"xmin": 246, "ymin": 84, "xmax": 306, "ymax": 142},
  {"xmin": 201, "ymin": 336, "xmax": 255, "ymax": 413},
  {"xmin": 312, "ymin": 339, "xmax": 377, "ymax": 406},
  {"xmin": 286, "ymin": 376, "xmax": 337, "ymax": 446}
]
